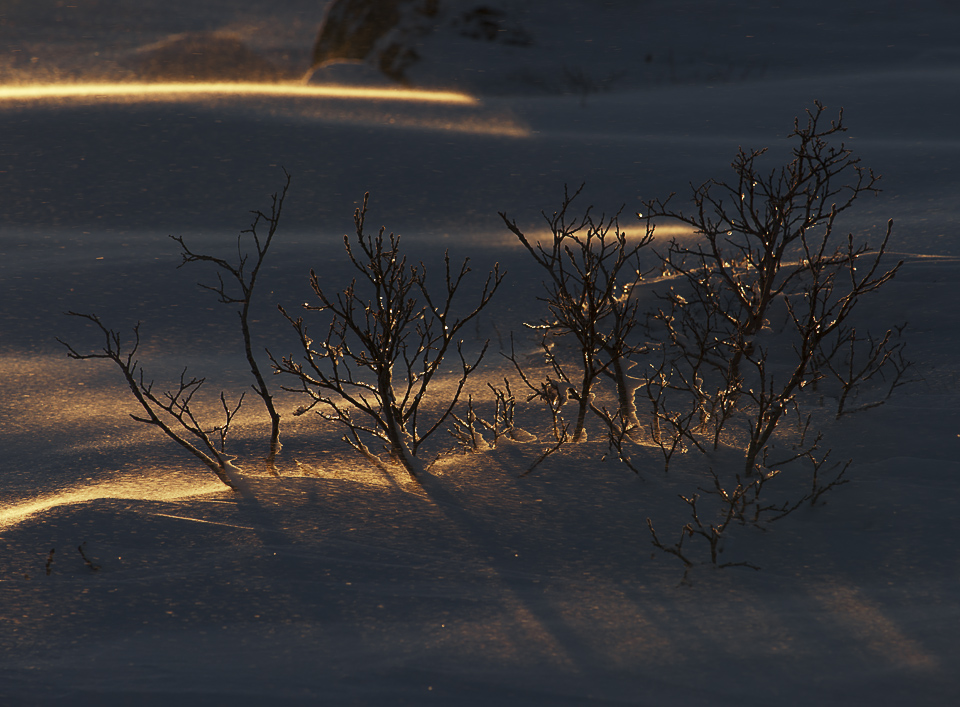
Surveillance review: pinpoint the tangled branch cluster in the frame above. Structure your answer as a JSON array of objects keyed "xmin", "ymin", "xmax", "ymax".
[
  {"xmin": 500, "ymin": 102, "xmax": 910, "ymax": 571},
  {"xmin": 60, "ymin": 104, "xmax": 912, "ymax": 571}
]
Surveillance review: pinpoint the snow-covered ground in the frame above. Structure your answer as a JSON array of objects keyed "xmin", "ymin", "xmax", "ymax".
[{"xmin": 1, "ymin": 1, "xmax": 959, "ymax": 704}]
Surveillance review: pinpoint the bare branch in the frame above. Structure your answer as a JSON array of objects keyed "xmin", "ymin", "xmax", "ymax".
[
  {"xmin": 170, "ymin": 170, "xmax": 291, "ymax": 466},
  {"xmin": 58, "ymin": 312, "xmax": 246, "ymax": 493}
]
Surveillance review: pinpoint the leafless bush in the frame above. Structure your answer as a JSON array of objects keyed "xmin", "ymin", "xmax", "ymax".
[
  {"xmin": 448, "ymin": 396, "xmax": 489, "ymax": 453},
  {"xmin": 273, "ymin": 194, "xmax": 504, "ymax": 482},
  {"xmin": 647, "ymin": 442, "xmax": 851, "ymax": 578},
  {"xmin": 172, "ymin": 170, "xmax": 290, "ymax": 466},
  {"xmin": 638, "ymin": 347, "xmax": 700, "ymax": 473},
  {"xmin": 497, "ymin": 334, "xmax": 573, "ymax": 476},
  {"xmin": 57, "ymin": 177, "xmax": 292, "ymax": 494},
  {"xmin": 58, "ymin": 313, "xmax": 249, "ymax": 493},
  {"xmin": 645, "ymin": 102, "xmax": 901, "ymax": 469},
  {"xmin": 500, "ymin": 185, "xmax": 652, "ymax": 443},
  {"xmin": 640, "ymin": 101, "xmax": 904, "ymax": 568},
  {"xmin": 448, "ymin": 380, "xmax": 520, "ymax": 453},
  {"xmin": 483, "ymin": 379, "xmax": 520, "ymax": 444},
  {"xmin": 647, "ymin": 488, "xmax": 762, "ymax": 578}
]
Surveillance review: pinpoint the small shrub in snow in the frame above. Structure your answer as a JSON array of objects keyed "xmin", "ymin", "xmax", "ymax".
[
  {"xmin": 171, "ymin": 170, "xmax": 290, "ymax": 466},
  {"xmin": 500, "ymin": 185, "xmax": 652, "ymax": 445},
  {"xmin": 273, "ymin": 193, "xmax": 504, "ymax": 482},
  {"xmin": 448, "ymin": 379, "xmax": 520, "ymax": 453},
  {"xmin": 643, "ymin": 102, "xmax": 901, "ymax": 474},
  {"xmin": 58, "ymin": 311, "xmax": 249, "ymax": 492},
  {"xmin": 59, "ymin": 177, "xmax": 290, "ymax": 494},
  {"xmin": 641, "ymin": 102, "xmax": 905, "ymax": 568},
  {"xmin": 502, "ymin": 104, "xmax": 910, "ymax": 572}
]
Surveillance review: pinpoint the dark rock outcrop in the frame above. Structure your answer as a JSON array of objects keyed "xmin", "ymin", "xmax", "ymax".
[
  {"xmin": 310, "ymin": 0, "xmax": 531, "ymax": 84},
  {"xmin": 312, "ymin": 0, "xmax": 423, "ymax": 82}
]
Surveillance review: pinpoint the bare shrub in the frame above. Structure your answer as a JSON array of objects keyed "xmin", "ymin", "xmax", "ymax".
[
  {"xmin": 56, "ymin": 177, "xmax": 292, "ymax": 494},
  {"xmin": 499, "ymin": 334, "xmax": 573, "ymax": 475},
  {"xmin": 58, "ymin": 313, "xmax": 249, "ymax": 493},
  {"xmin": 641, "ymin": 102, "xmax": 904, "ymax": 568},
  {"xmin": 500, "ymin": 185, "xmax": 652, "ymax": 443},
  {"xmin": 448, "ymin": 380, "xmax": 520, "ymax": 453},
  {"xmin": 172, "ymin": 170, "xmax": 290, "ymax": 466},
  {"xmin": 273, "ymin": 194, "xmax": 504, "ymax": 482}
]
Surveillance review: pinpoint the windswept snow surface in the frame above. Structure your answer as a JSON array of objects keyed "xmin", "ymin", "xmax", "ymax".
[{"xmin": 2, "ymin": 2, "xmax": 960, "ymax": 705}]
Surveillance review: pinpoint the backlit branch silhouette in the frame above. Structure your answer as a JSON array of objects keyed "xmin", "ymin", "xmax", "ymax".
[
  {"xmin": 172, "ymin": 169, "xmax": 290, "ymax": 466},
  {"xmin": 274, "ymin": 193, "xmax": 504, "ymax": 481},
  {"xmin": 58, "ymin": 313, "xmax": 249, "ymax": 494}
]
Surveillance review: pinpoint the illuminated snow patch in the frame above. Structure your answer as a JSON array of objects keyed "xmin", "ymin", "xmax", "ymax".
[{"xmin": 0, "ymin": 476, "xmax": 227, "ymax": 530}]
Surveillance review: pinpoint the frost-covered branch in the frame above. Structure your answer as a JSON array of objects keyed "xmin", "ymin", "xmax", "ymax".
[
  {"xmin": 57, "ymin": 312, "xmax": 248, "ymax": 494},
  {"xmin": 501, "ymin": 184, "xmax": 652, "ymax": 443},
  {"xmin": 641, "ymin": 102, "xmax": 906, "ymax": 571},
  {"xmin": 274, "ymin": 193, "xmax": 504, "ymax": 481},
  {"xmin": 171, "ymin": 169, "xmax": 291, "ymax": 465}
]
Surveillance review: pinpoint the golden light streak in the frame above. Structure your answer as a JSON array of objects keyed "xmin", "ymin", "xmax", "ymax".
[
  {"xmin": 0, "ymin": 81, "xmax": 478, "ymax": 105},
  {"xmin": 148, "ymin": 512, "xmax": 257, "ymax": 530},
  {"xmin": 0, "ymin": 477, "xmax": 227, "ymax": 530},
  {"xmin": 648, "ymin": 224, "xmax": 701, "ymax": 238},
  {"xmin": 497, "ymin": 223, "xmax": 696, "ymax": 248}
]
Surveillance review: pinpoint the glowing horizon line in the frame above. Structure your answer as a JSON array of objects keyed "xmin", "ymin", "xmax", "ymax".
[{"xmin": 0, "ymin": 81, "xmax": 478, "ymax": 105}]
